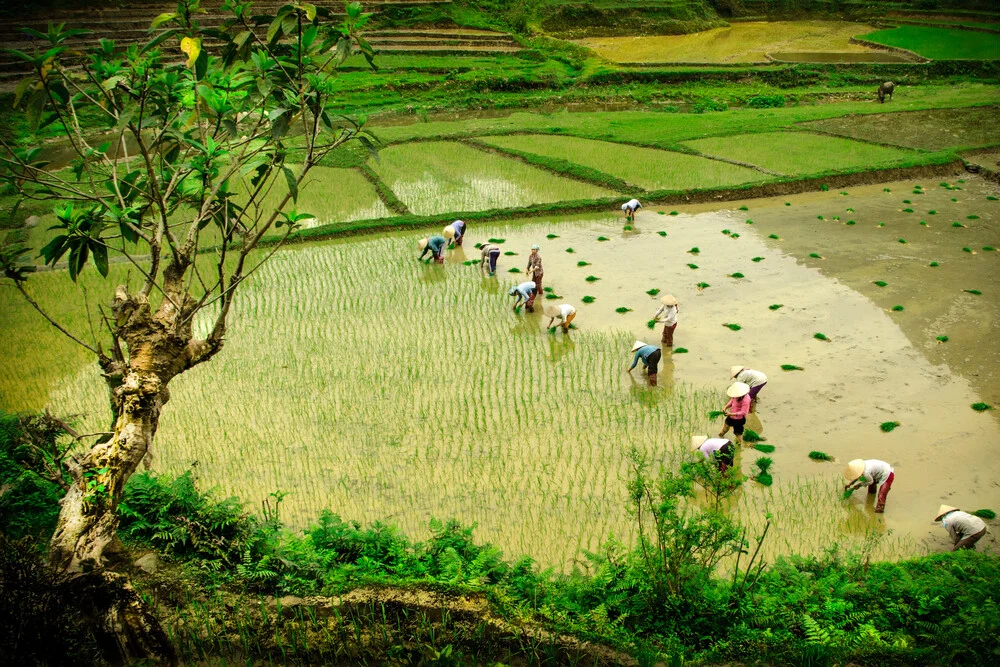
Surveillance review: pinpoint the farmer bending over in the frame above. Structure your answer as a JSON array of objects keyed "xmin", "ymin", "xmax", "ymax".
[
  {"xmin": 418, "ymin": 236, "xmax": 447, "ymax": 264},
  {"xmin": 622, "ymin": 198, "xmax": 641, "ymax": 223},
  {"xmin": 934, "ymin": 506, "xmax": 988, "ymax": 551},
  {"xmin": 508, "ymin": 280, "xmax": 537, "ymax": 312},
  {"xmin": 544, "ymin": 303, "xmax": 576, "ymax": 332},
  {"xmin": 652, "ymin": 294, "xmax": 679, "ymax": 348},
  {"xmin": 480, "ymin": 243, "xmax": 501, "ymax": 277},
  {"xmin": 730, "ymin": 366, "xmax": 767, "ymax": 412},
  {"xmin": 443, "ymin": 219, "xmax": 466, "ymax": 246},
  {"xmin": 719, "ymin": 382, "xmax": 751, "ymax": 447},
  {"xmin": 526, "ymin": 245, "xmax": 544, "ymax": 294},
  {"xmin": 691, "ymin": 435, "xmax": 735, "ymax": 473},
  {"xmin": 844, "ymin": 458, "xmax": 894, "ymax": 514},
  {"xmin": 627, "ymin": 340, "xmax": 662, "ymax": 386}
]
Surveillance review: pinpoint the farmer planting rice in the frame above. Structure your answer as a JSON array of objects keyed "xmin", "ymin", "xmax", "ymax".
[
  {"xmin": 443, "ymin": 219, "xmax": 466, "ymax": 246},
  {"xmin": 934, "ymin": 505, "xmax": 988, "ymax": 551},
  {"xmin": 480, "ymin": 242, "xmax": 501, "ymax": 276},
  {"xmin": 526, "ymin": 245, "xmax": 544, "ymax": 294},
  {"xmin": 621, "ymin": 198, "xmax": 642, "ymax": 223},
  {"xmin": 508, "ymin": 280, "xmax": 537, "ymax": 312},
  {"xmin": 652, "ymin": 294, "xmax": 679, "ymax": 348},
  {"xmin": 691, "ymin": 435, "xmax": 735, "ymax": 473},
  {"xmin": 627, "ymin": 340, "xmax": 662, "ymax": 386},
  {"xmin": 730, "ymin": 366, "xmax": 768, "ymax": 412},
  {"xmin": 418, "ymin": 235, "xmax": 447, "ymax": 263},
  {"xmin": 844, "ymin": 458, "xmax": 894, "ymax": 514},
  {"xmin": 719, "ymin": 382, "xmax": 751, "ymax": 447},
  {"xmin": 544, "ymin": 303, "xmax": 577, "ymax": 333}
]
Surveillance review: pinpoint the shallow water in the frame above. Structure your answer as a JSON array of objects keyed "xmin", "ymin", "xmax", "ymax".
[
  {"xmin": 41, "ymin": 176, "xmax": 1000, "ymax": 566},
  {"xmin": 769, "ymin": 51, "xmax": 913, "ymax": 63}
]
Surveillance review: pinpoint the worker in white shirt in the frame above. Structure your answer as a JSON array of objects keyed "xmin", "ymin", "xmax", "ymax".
[
  {"xmin": 730, "ymin": 366, "xmax": 768, "ymax": 412},
  {"xmin": 934, "ymin": 506, "xmax": 988, "ymax": 551},
  {"xmin": 544, "ymin": 303, "xmax": 576, "ymax": 333},
  {"xmin": 621, "ymin": 198, "xmax": 641, "ymax": 223},
  {"xmin": 844, "ymin": 459, "xmax": 894, "ymax": 514},
  {"xmin": 691, "ymin": 435, "xmax": 735, "ymax": 473},
  {"xmin": 652, "ymin": 294, "xmax": 679, "ymax": 348}
]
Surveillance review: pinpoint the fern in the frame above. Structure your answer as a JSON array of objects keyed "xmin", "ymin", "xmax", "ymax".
[{"xmin": 802, "ymin": 613, "xmax": 831, "ymax": 644}]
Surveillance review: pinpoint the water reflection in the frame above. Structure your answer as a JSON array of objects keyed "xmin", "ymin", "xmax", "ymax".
[
  {"xmin": 478, "ymin": 275, "xmax": 500, "ymax": 295},
  {"xmin": 417, "ymin": 262, "xmax": 447, "ymax": 284},
  {"xmin": 546, "ymin": 334, "xmax": 576, "ymax": 363}
]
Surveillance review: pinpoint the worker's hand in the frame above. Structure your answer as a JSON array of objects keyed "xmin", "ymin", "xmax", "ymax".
[{"xmin": 626, "ymin": 367, "xmax": 632, "ymax": 373}]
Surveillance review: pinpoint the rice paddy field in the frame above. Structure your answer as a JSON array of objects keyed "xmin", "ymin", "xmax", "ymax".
[
  {"xmin": 802, "ymin": 106, "xmax": 1000, "ymax": 152},
  {"xmin": 575, "ymin": 21, "xmax": 890, "ymax": 63},
  {"xmin": 3, "ymin": 168, "xmax": 999, "ymax": 567},
  {"xmin": 857, "ymin": 24, "xmax": 1000, "ymax": 60}
]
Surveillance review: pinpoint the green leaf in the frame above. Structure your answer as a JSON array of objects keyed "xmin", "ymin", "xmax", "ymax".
[
  {"xmin": 150, "ymin": 12, "xmax": 180, "ymax": 30},
  {"xmin": 302, "ymin": 3, "xmax": 317, "ymax": 22},
  {"xmin": 282, "ymin": 166, "xmax": 298, "ymax": 202},
  {"xmin": 38, "ymin": 234, "xmax": 68, "ymax": 265},
  {"xmin": 91, "ymin": 241, "xmax": 109, "ymax": 277}
]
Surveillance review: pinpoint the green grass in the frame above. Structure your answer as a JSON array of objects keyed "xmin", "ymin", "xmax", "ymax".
[
  {"xmin": 482, "ymin": 134, "xmax": 768, "ymax": 191},
  {"xmin": 682, "ymin": 132, "xmax": 922, "ymax": 177},
  {"xmin": 858, "ymin": 25, "xmax": 1000, "ymax": 60}
]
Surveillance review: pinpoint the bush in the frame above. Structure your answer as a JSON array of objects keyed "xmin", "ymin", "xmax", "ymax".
[
  {"xmin": 746, "ymin": 94, "xmax": 786, "ymax": 108},
  {"xmin": 0, "ymin": 412, "xmax": 67, "ymax": 541}
]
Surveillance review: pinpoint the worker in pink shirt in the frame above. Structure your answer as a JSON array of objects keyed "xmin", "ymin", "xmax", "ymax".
[{"xmin": 719, "ymin": 382, "xmax": 751, "ymax": 447}]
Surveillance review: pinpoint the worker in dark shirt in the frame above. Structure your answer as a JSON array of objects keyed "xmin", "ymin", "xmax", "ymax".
[{"xmin": 418, "ymin": 236, "xmax": 447, "ymax": 263}]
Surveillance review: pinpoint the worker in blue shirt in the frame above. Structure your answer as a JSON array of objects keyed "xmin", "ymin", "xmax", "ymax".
[
  {"xmin": 418, "ymin": 236, "xmax": 447, "ymax": 263},
  {"xmin": 626, "ymin": 340, "xmax": 662, "ymax": 386},
  {"xmin": 508, "ymin": 281, "xmax": 537, "ymax": 312}
]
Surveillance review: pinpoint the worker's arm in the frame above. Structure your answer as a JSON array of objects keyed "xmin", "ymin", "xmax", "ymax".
[
  {"xmin": 419, "ymin": 246, "xmax": 430, "ymax": 260},
  {"xmin": 627, "ymin": 350, "xmax": 641, "ymax": 372},
  {"xmin": 844, "ymin": 475, "xmax": 867, "ymax": 491},
  {"xmin": 652, "ymin": 305, "xmax": 665, "ymax": 320},
  {"xmin": 546, "ymin": 317, "xmax": 555, "ymax": 329}
]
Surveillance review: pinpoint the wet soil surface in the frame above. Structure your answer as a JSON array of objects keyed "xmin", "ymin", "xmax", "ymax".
[{"xmin": 802, "ymin": 106, "xmax": 1000, "ymax": 151}]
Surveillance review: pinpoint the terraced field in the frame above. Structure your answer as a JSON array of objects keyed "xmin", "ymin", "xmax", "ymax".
[
  {"xmin": 802, "ymin": 106, "xmax": 1000, "ymax": 152},
  {"xmin": 857, "ymin": 24, "xmax": 1000, "ymax": 60}
]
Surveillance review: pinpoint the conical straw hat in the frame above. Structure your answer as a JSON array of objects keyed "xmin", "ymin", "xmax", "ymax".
[
  {"xmin": 690, "ymin": 435, "xmax": 708, "ymax": 451},
  {"xmin": 726, "ymin": 382, "xmax": 750, "ymax": 398},
  {"xmin": 442, "ymin": 225, "xmax": 455, "ymax": 239},
  {"xmin": 543, "ymin": 305, "xmax": 559, "ymax": 317},
  {"xmin": 844, "ymin": 459, "xmax": 865, "ymax": 481},
  {"xmin": 660, "ymin": 294, "xmax": 678, "ymax": 306},
  {"xmin": 418, "ymin": 238, "xmax": 428, "ymax": 250},
  {"xmin": 935, "ymin": 505, "xmax": 960, "ymax": 521},
  {"xmin": 630, "ymin": 340, "xmax": 646, "ymax": 353},
  {"xmin": 730, "ymin": 365, "xmax": 745, "ymax": 378}
]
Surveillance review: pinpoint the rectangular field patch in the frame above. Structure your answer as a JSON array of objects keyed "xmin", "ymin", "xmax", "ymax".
[{"xmin": 801, "ymin": 106, "xmax": 1000, "ymax": 152}]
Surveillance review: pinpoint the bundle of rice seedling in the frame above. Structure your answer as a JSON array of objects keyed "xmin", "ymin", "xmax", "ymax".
[
  {"xmin": 585, "ymin": 275, "xmax": 600, "ymax": 282},
  {"xmin": 647, "ymin": 319, "xmax": 657, "ymax": 329},
  {"xmin": 972, "ymin": 509, "xmax": 996, "ymax": 520},
  {"xmin": 708, "ymin": 410, "xmax": 724, "ymax": 419},
  {"xmin": 616, "ymin": 307, "xmax": 632, "ymax": 314},
  {"xmin": 723, "ymin": 323, "xmax": 742, "ymax": 331},
  {"xmin": 753, "ymin": 443, "xmax": 775, "ymax": 453},
  {"xmin": 674, "ymin": 347, "xmax": 688, "ymax": 353},
  {"xmin": 743, "ymin": 429, "xmax": 764, "ymax": 443},
  {"xmin": 880, "ymin": 421, "xmax": 900, "ymax": 432},
  {"xmin": 781, "ymin": 364, "xmax": 803, "ymax": 371},
  {"xmin": 814, "ymin": 333, "xmax": 829, "ymax": 342},
  {"xmin": 808, "ymin": 451, "xmax": 833, "ymax": 461},
  {"xmin": 769, "ymin": 304, "xmax": 783, "ymax": 311},
  {"xmin": 646, "ymin": 288, "xmax": 660, "ymax": 296},
  {"xmin": 581, "ymin": 295, "xmax": 596, "ymax": 303},
  {"xmin": 971, "ymin": 402, "xmax": 992, "ymax": 412}
]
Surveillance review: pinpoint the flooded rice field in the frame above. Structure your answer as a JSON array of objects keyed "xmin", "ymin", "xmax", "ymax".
[
  {"xmin": 35, "ymin": 175, "xmax": 1000, "ymax": 568},
  {"xmin": 802, "ymin": 106, "xmax": 1000, "ymax": 152}
]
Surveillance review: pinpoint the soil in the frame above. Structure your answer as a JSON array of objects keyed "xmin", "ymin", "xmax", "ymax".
[{"xmin": 802, "ymin": 106, "xmax": 1000, "ymax": 152}]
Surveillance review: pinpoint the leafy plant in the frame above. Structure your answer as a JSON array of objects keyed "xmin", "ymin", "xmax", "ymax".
[
  {"xmin": 929, "ymin": 261, "xmax": 939, "ymax": 267},
  {"xmin": 673, "ymin": 347, "xmax": 688, "ymax": 353},
  {"xmin": 880, "ymin": 421, "xmax": 901, "ymax": 433},
  {"xmin": 488, "ymin": 238, "xmax": 506, "ymax": 244},
  {"xmin": 743, "ymin": 429, "xmax": 764, "ymax": 444},
  {"xmin": 647, "ymin": 319, "xmax": 657, "ymax": 329},
  {"xmin": 509, "ymin": 267, "xmax": 521, "ymax": 273},
  {"xmin": 753, "ymin": 457, "xmax": 773, "ymax": 486},
  {"xmin": 972, "ymin": 509, "xmax": 996, "ymax": 519},
  {"xmin": 708, "ymin": 410, "xmax": 725, "ymax": 419}
]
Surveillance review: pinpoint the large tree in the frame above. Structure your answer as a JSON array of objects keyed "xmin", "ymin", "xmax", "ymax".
[{"xmin": 1, "ymin": 0, "xmax": 375, "ymax": 656}]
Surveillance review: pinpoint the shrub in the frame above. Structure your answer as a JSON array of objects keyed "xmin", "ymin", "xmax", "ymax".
[{"xmin": 746, "ymin": 94, "xmax": 785, "ymax": 108}]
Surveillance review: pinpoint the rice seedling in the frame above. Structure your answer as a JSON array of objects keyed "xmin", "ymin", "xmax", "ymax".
[
  {"xmin": 928, "ymin": 210, "xmax": 937, "ymax": 214},
  {"xmin": 920, "ymin": 221, "xmax": 928, "ymax": 226},
  {"xmin": 646, "ymin": 289, "xmax": 660, "ymax": 296},
  {"xmin": 898, "ymin": 239, "xmax": 907, "ymax": 244},
  {"xmin": 846, "ymin": 208, "xmax": 855, "ymax": 213},
  {"xmin": 688, "ymin": 247, "xmax": 700, "ymax": 254},
  {"xmin": 752, "ymin": 257, "xmax": 765, "ymax": 262},
  {"xmin": 784, "ymin": 202, "xmax": 791, "ymax": 206},
  {"xmin": 768, "ymin": 234, "xmax": 780, "ymax": 239},
  {"xmin": 967, "ymin": 214, "xmax": 980, "ymax": 220},
  {"xmin": 903, "ymin": 208, "xmax": 914, "ymax": 213},
  {"xmin": 577, "ymin": 260, "xmax": 590, "ymax": 267},
  {"xmin": 546, "ymin": 234, "xmax": 559, "ymax": 239},
  {"xmin": 739, "ymin": 205, "xmax": 749, "ymax": 211},
  {"xmin": 809, "ymin": 253, "xmax": 823, "ymax": 259},
  {"xmin": 817, "ymin": 215, "xmax": 824, "ymax": 220},
  {"xmin": 708, "ymin": 410, "xmax": 725, "ymax": 419},
  {"xmin": 615, "ymin": 307, "xmax": 632, "ymax": 314},
  {"xmin": 585, "ymin": 275, "xmax": 600, "ymax": 282},
  {"xmin": 753, "ymin": 457, "xmax": 773, "ymax": 486},
  {"xmin": 696, "ymin": 282, "xmax": 710, "ymax": 290},
  {"xmin": 687, "ymin": 263, "xmax": 700, "ymax": 270},
  {"xmin": 781, "ymin": 364, "xmax": 804, "ymax": 371},
  {"xmin": 962, "ymin": 247, "xmax": 973, "ymax": 253},
  {"xmin": 984, "ymin": 246, "xmax": 996, "ymax": 252},
  {"xmin": 880, "ymin": 421, "xmax": 901, "ymax": 432},
  {"xmin": 988, "ymin": 196, "xmax": 998, "ymax": 201},
  {"xmin": 581, "ymin": 295, "xmax": 596, "ymax": 303},
  {"xmin": 892, "ymin": 305, "xmax": 904, "ymax": 311},
  {"xmin": 565, "ymin": 248, "xmax": 575, "ymax": 253},
  {"xmin": 723, "ymin": 323, "xmax": 742, "ymax": 331},
  {"xmin": 929, "ymin": 261, "xmax": 939, "ymax": 267},
  {"xmin": 488, "ymin": 238, "xmax": 506, "ymax": 244},
  {"xmin": 729, "ymin": 272, "xmax": 745, "ymax": 279},
  {"xmin": 873, "ymin": 280, "xmax": 888, "ymax": 287},
  {"xmin": 658, "ymin": 211, "xmax": 666, "ymax": 215},
  {"xmin": 543, "ymin": 287, "xmax": 554, "ymax": 293},
  {"xmin": 936, "ymin": 335, "xmax": 949, "ymax": 343},
  {"xmin": 731, "ymin": 233, "xmax": 740, "ymax": 239},
  {"xmin": 474, "ymin": 242, "xmax": 483, "ymax": 249},
  {"xmin": 504, "ymin": 251, "xmax": 518, "ymax": 256},
  {"xmin": 597, "ymin": 236, "xmax": 610, "ymax": 241},
  {"xmin": 971, "ymin": 402, "xmax": 993, "ymax": 412},
  {"xmin": 952, "ymin": 222, "xmax": 965, "ymax": 227},
  {"xmin": 964, "ymin": 289, "xmax": 982, "ymax": 295},
  {"xmin": 743, "ymin": 428, "xmax": 765, "ymax": 443},
  {"xmin": 846, "ymin": 220, "xmax": 856, "ymax": 226},
  {"xmin": 753, "ymin": 443, "xmax": 775, "ymax": 453},
  {"xmin": 462, "ymin": 260, "xmax": 473, "ymax": 265},
  {"xmin": 972, "ymin": 509, "xmax": 996, "ymax": 520},
  {"xmin": 722, "ymin": 229, "xmax": 731, "ymax": 235},
  {"xmin": 647, "ymin": 319, "xmax": 657, "ymax": 329},
  {"xmin": 509, "ymin": 267, "xmax": 521, "ymax": 273},
  {"xmin": 623, "ymin": 225, "xmax": 633, "ymax": 231},
  {"xmin": 674, "ymin": 347, "xmax": 688, "ymax": 353},
  {"xmin": 670, "ymin": 211, "xmax": 679, "ymax": 216},
  {"xmin": 769, "ymin": 304, "xmax": 783, "ymax": 310},
  {"xmin": 952, "ymin": 198, "xmax": 958, "ymax": 202},
  {"xmin": 808, "ymin": 451, "xmax": 833, "ymax": 461},
  {"xmin": 745, "ymin": 219, "xmax": 753, "ymax": 224},
  {"xmin": 840, "ymin": 191, "xmax": 849, "ymax": 195},
  {"xmin": 657, "ymin": 231, "xmax": 667, "ymax": 236},
  {"xmin": 545, "ymin": 294, "xmax": 562, "ymax": 300},
  {"xmin": 813, "ymin": 332, "xmax": 829, "ymax": 341}
]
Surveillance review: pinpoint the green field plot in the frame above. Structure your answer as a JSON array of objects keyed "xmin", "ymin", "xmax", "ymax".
[
  {"xmin": 682, "ymin": 132, "xmax": 923, "ymax": 176},
  {"xmin": 370, "ymin": 141, "xmax": 615, "ymax": 215},
  {"xmin": 858, "ymin": 25, "xmax": 1000, "ymax": 59},
  {"xmin": 802, "ymin": 106, "xmax": 1000, "ymax": 151},
  {"xmin": 576, "ymin": 21, "xmax": 882, "ymax": 63},
  {"xmin": 479, "ymin": 134, "xmax": 770, "ymax": 191},
  {"xmin": 248, "ymin": 166, "xmax": 392, "ymax": 228}
]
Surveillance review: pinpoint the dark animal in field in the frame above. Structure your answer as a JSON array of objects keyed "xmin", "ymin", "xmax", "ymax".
[{"xmin": 877, "ymin": 81, "xmax": 895, "ymax": 103}]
